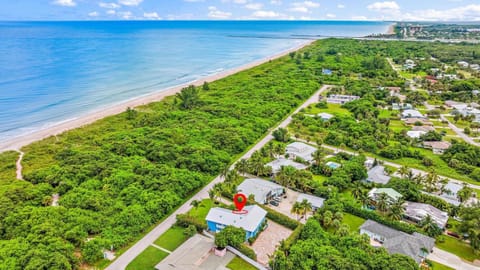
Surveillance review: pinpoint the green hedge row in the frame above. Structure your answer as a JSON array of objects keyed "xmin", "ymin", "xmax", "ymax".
[
  {"xmin": 343, "ymin": 203, "xmax": 418, "ymax": 234},
  {"xmin": 237, "ymin": 244, "xmax": 257, "ymax": 261},
  {"xmin": 175, "ymin": 213, "xmax": 208, "ymax": 232},
  {"xmin": 257, "ymin": 204, "xmax": 301, "ymax": 230},
  {"xmin": 282, "ymin": 224, "xmax": 304, "ymax": 251}
]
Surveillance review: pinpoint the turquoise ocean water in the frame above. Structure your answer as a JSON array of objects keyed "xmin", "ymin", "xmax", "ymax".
[{"xmin": 0, "ymin": 21, "xmax": 389, "ymax": 140}]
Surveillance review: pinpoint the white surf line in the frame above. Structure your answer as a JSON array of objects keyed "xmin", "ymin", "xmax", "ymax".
[
  {"xmin": 150, "ymin": 244, "xmax": 172, "ymax": 254},
  {"xmin": 15, "ymin": 150, "xmax": 24, "ymax": 180}
]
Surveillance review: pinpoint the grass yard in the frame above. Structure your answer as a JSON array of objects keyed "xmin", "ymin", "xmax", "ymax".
[
  {"xmin": 305, "ymin": 103, "xmax": 351, "ymax": 116},
  {"xmin": 436, "ymin": 236, "xmax": 480, "ymax": 262},
  {"xmin": 445, "ymin": 116, "xmax": 470, "ymax": 129},
  {"xmin": 313, "ymin": 174, "xmax": 328, "ymax": 185},
  {"xmin": 435, "ymin": 127, "xmax": 456, "ymax": 136},
  {"xmin": 153, "ymin": 226, "xmax": 188, "ymax": 251},
  {"xmin": 342, "ymin": 213, "xmax": 365, "ymax": 232},
  {"xmin": 430, "ymin": 261, "xmax": 455, "ymax": 270},
  {"xmin": 379, "ymin": 109, "xmax": 397, "ymax": 119},
  {"xmin": 188, "ymin": 198, "xmax": 214, "ymax": 220},
  {"xmin": 126, "ymin": 246, "xmax": 169, "ymax": 270},
  {"xmin": 226, "ymin": 256, "xmax": 257, "ymax": 270},
  {"xmin": 389, "ymin": 120, "xmax": 407, "ymax": 132}
]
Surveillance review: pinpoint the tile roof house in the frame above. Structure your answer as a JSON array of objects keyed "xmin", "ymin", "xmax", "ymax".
[
  {"xmin": 403, "ymin": 118, "xmax": 433, "ymax": 126},
  {"xmin": 404, "ymin": 202, "xmax": 449, "ymax": 229},
  {"xmin": 365, "ymin": 165, "xmax": 391, "ymax": 185},
  {"xmin": 360, "ymin": 220, "xmax": 435, "ymax": 264},
  {"xmin": 286, "ymin": 142, "xmax": 317, "ymax": 162},
  {"xmin": 412, "ymin": 126, "xmax": 436, "ymax": 132},
  {"xmin": 265, "ymin": 158, "xmax": 308, "ymax": 174},
  {"xmin": 296, "ymin": 193, "xmax": 325, "ymax": 211},
  {"xmin": 423, "ymin": 141, "xmax": 451, "ymax": 154},
  {"xmin": 368, "ymin": 188, "xmax": 403, "ymax": 204},
  {"xmin": 206, "ymin": 205, "xmax": 267, "ymax": 240},
  {"xmin": 237, "ymin": 178, "xmax": 284, "ymax": 204}
]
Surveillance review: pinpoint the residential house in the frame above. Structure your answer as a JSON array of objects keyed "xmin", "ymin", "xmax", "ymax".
[
  {"xmin": 407, "ymin": 130, "xmax": 426, "ymax": 139},
  {"xmin": 322, "ymin": 68, "xmax": 332, "ymax": 75},
  {"xmin": 317, "ymin": 112, "xmax": 334, "ymax": 121},
  {"xmin": 360, "ymin": 220, "xmax": 435, "ymax": 264},
  {"xmin": 403, "ymin": 118, "xmax": 433, "ymax": 126},
  {"xmin": 368, "ymin": 188, "xmax": 403, "ymax": 205},
  {"xmin": 440, "ymin": 182, "xmax": 463, "ymax": 206},
  {"xmin": 456, "ymin": 107, "xmax": 480, "ymax": 123},
  {"xmin": 401, "ymin": 109, "xmax": 425, "ymax": 119},
  {"xmin": 457, "ymin": 61, "xmax": 469, "ymax": 68},
  {"xmin": 404, "ymin": 59, "xmax": 416, "ymax": 70},
  {"xmin": 296, "ymin": 193, "xmax": 325, "ymax": 212},
  {"xmin": 364, "ymin": 159, "xmax": 374, "ymax": 170},
  {"xmin": 470, "ymin": 64, "xmax": 480, "ymax": 71},
  {"xmin": 206, "ymin": 205, "xmax": 267, "ymax": 240},
  {"xmin": 403, "ymin": 202, "xmax": 449, "ymax": 229},
  {"xmin": 286, "ymin": 142, "xmax": 317, "ymax": 162},
  {"xmin": 365, "ymin": 165, "xmax": 391, "ymax": 185},
  {"xmin": 237, "ymin": 178, "xmax": 284, "ymax": 204},
  {"xmin": 423, "ymin": 141, "xmax": 451, "ymax": 154},
  {"xmin": 412, "ymin": 126, "xmax": 435, "ymax": 132},
  {"xmin": 326, "ymin": 94, "xmax": 360, "ymax": 105},
  {"xmin": 392, "ymin": 103, "xmax": 413, "ymax": 110},
  {"xmin": 265, "ymin": 158, "xmax": 308, "ymax": 174}
]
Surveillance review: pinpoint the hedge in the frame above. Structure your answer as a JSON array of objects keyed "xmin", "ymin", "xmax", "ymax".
[
  {"xmin": 257, "ymin": 204, "xmax": 301, "ymax": 230},
  {"xmin": 282, "ymin": 224, "xmax": 304, "ymax": 251},
  {"xmin": 237, "ymin": 244, "xmax": 257, "ymax": 261},
  {"xmin": 175, "ymin": 213, "xmax": 208, "ymax": 232},
  {"xmin": 343, "ymin": 203, "xmax": 418, "ymax": 234}
]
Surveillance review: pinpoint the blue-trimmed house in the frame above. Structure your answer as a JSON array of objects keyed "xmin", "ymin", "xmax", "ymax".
[{"xmin": 206, "ymin": 205, "xmax": 267, "ymax": 240}]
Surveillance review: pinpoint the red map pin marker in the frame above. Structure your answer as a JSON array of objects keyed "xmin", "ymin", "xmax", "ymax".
[{"xmin": 233, "ymin": 193, "xmax": 247, "ymax": 212}]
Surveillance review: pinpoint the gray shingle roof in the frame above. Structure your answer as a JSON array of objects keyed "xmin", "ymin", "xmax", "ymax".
[
  {"xmin": 285, "ymin": 142, "xmax": 317, "ymax": 162},
  {"xmin": 296, "ymin": 193, "xmax": 325, "ymax": 209},
  {"xmin": 237, "ymin": 178, "xmax": 284, "ymax": 204},
  {"xmin": 404, "ymin": 202, "xmax": 449, "ymax": 229},
  {"xmin": 366, "ymin": 165, "xmax": 391, "ymax": 185},
  {"xmin": 360, "ymin": 220, "xmax": 435, "ymax": 264}
]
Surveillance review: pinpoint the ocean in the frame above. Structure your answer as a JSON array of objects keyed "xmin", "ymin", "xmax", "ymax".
[{"xmin": 0, "ymin": 21, "xmax": 389, "ymax": 141}]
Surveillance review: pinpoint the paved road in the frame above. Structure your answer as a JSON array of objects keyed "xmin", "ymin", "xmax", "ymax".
[
  {"xmin": 440, "ymin": 114, "xmax": 480, "ymax": 147},
  {"xmin": 428, "ymin": 247, "xmax": 480, "ymax": 270},
  {"xmin": 105, "ymin": 85, "xmax": 332, "ymax": 270}
]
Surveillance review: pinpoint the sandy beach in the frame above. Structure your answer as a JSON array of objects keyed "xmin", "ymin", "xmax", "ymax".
[
  {"xmin": 0, "ymin": 39, "xmax": 316, "ymax": 153},
  {"xmin": 387, "ymin": 23, "xmax": 396, "ymax": 35}
]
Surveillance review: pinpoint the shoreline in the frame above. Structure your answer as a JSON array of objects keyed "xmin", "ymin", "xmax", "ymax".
[{"xmin": 0, "ymin": 39, "xmax": 316, "ymax": 153}]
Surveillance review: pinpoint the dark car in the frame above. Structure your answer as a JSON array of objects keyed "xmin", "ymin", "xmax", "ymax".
[{"xmin": 269, "ymin": 200, "xmax": 279, "ymax": 206}]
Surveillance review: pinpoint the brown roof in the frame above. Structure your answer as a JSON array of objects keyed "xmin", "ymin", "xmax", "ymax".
[
  {"xmin": 403, "ymin": 118, "xmax": 433, "ymax": 126},
  {"xmin": 423, "ymin": 141, "xmax": 451, "ymax": 150},
  {"xmin": 412, "ymin": 126, "xmax": 435, "ymax": 132}
]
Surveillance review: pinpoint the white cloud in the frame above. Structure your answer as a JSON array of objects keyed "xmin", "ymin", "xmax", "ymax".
[
  {"xmin": 118, "ymin": 11, "xmax": 133, "ymax": 19},
  {"xmin": 106, "ymin": 10, "xmax": 116, "ymax": 15},
  {"xmin": 144, "ymin": 12, "xmax": 161, "ymax": 19},
  {"xmin": 251, "ymin": 10, "xmax": 280, "ymax": 18},
  {"xmin": 245, "ymin": 3, "xmax": 263, "ymax": 10},
  {"xmin": 52, "ymin": 0, "xmax": 76, "ymax": 7},
  {"xmin": 270, "ymin": 0, "xmax": 282, "ymax": 4},
  {"xmin": 118, "ymin": 0, "xmax": 143, "ymax": 6},
  {"xmin": 401, "ymin": 4, "xmax": 480, "ymax": 21},
  {"xmin": 326, "ymin": 13, "xmax": 336, "ymax": 18},
  {"xmin": 221, "ymin": 0, "xmax": 247, "ymax": 3},
  {"xmin": 99, "ymin": 2, "xmax": 120, "ymax": 9},
  {"xmin": 88, "ymin": 11, "xmax": 99, "ymax": 17},
  {"xmin": 208, "ymin": 6, "xmax": 232, "ymax": 19},
  {"xmin": 337, "ymin": 4, "xmax": 345, "ymax": 9},
  {"xmin": 367, "ymin": 1, "xmax": 400, "ymax": 12},
  {"xmin": 289, "ymin": 1, "xmax": 320, "ymax": 13},
  {"xmin": 352, "ymin": 15, "xmax": 368, "ymax": 20}
]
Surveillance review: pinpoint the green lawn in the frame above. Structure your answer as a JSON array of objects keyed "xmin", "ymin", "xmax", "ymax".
[
  {"xmin": 126, "ymin": 246, "xmax": 169, "ymax": 270},
  {"xmin": 436, "ymin": 236, "xmax": 479, "ymax": 262},
  {"xmin": 445, "ymin": 116, "xmax": 470, "ymax": 129},
  {"xmin": 313, "ymin": 174, "xmax": 328, "ymax": 185},
  {"xmin": 153, "ymin": 226, "xmax": 188, "ymax": 251},
  {"xmin": 379, "ymin": 109, "xmax": 397, "ymax": 119},
  {"xmin": 188, "ymin": 198, "xmax": 214, "ymax": 220},
  {"xmin": 226, "ymin": 256, "xmax": 257, "ymax": 270},
  {"xmin": 389, "ymin": 120, "xmax": 407, "ymax": 132},
  {"xmin": 430, "ymin": 261, "xmax": 454, "ymax": 270},
  {"xmin": 342, "ymin": 213, "xmax": 366, "ymax": 232},
  {"xmin": 305, "ymin": 103, "xmax": 351, "ymax": 116}
]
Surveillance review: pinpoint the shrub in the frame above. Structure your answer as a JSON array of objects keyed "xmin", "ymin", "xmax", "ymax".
[
  {"xmin": 257, "ymin": 204, "xmax": 300, "ymax": 230},
  {"xmin": 237, "ymin": 244, "xmax": 257, "ymax": 260},
  {"xmin": 176, "ymin": 213, "xmax": 207, "ymax": 232},
  {"xmin": 281, "ymin": 224, "xmax": 304, "ymax": 251}
]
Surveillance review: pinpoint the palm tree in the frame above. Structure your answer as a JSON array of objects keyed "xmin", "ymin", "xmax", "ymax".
[
  {"xmin": 277, "ymin": 166, "xmax": 296, "ymax": 188},
  {"xmin": 352, "ymin": 182, "xmax": 363, "ymax": 200},
  {"xmin": 299, "ymin": 199, "xmax": 313, "ymax": 220},
  {"xmin": 235, "ymin": 159, "xmax": 249, "ymax": 176},
  {"xmin": 312, "ymin": 149, "xmax": 324, "ymax": 166},
  {"xmin": 359, "ymin": 189, "xmax": 372, "ymax": 208},
  {"xmin": 387, "ymin": 199, "xmax": 405, "ymax": 221},
  {"xmin": 290, "ymin": 202, "xmax": 302, "ymax": 220},
  {"xmin": 322, "ymin": 210, "xmax": 333, "ymax": 228},
  {"xmin": 397, "ymin": 165, "xmax": 410, "ymax": 178},
  {"xmin": 376, "ymin": 192, "xmax": 389, "ymax": 214},
  {"xmin": 175, "ymin": 85, "xmax": 200, "ymax": 109},
  {"xmin": 419, "ymin": 215, "xmax": 442, "ymax": 237},
  {"xmin": 190, "ymin": 199, "xmax": 200, "ymax": 209},
  {"xmin": 424, "ymin": 170, "xmax": 440, "ymax": 193},
  {"xmin": 457, "ymin": 184, "xmax": 474, "ymax": 203}
]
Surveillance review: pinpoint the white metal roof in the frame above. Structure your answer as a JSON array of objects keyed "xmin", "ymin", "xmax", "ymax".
[
  {"xmin": 205, "ymin": 205, "xmax": 267, "ymax": 232},
  {"xmin": 265, "ymin": 158, "xmax": 307, "ymax": 174},
  {"xmin": 237, "ymin": 178, "xmax": 284, "ymax": 203},
  {"xmin": 296, "ymin": 193, "xmax": 325, "ymax": 209}
]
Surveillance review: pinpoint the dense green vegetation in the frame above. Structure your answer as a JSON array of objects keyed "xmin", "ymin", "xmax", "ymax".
[
  {"xmin": 270, "ymin": 218, "xmax": 419, "ymax": 270},
  {"xmin": 0, "ymin": 45, "xmax": 320, "ymax": 268}
]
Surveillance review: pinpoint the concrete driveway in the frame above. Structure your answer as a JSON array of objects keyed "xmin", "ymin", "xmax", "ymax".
[{"xmin": 427, "ymin": 247, "xmax": 480, "ymax": 270}]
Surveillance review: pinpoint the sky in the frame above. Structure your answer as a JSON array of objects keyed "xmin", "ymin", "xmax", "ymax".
[{"xmin": 1, "ymin": 0, "xmax": 480, "ymax": 21}]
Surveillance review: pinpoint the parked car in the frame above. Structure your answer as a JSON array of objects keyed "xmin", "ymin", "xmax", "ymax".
[{"xmin": 269, "ymin": 200, "xmax": 279, "ymax": 206}]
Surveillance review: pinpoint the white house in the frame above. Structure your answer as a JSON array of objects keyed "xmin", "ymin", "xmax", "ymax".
[
  {"xmin": 265, "ymin": 158, "xmax": 307, "ymax": 174},
  {"xmin": 423, "ymin": 141, "xmax": 451, "ymax": 154},
  {"xmin": 457, "ymin": 61, "xmax": 469, "ymax": 68},
  {"xmin": 401, "ymin": 109, "xmax": 424, "ymax": 119},
  {"xmin": 407, "ymin": 130, "xmax": 426, "ymax": 139},
  {"xmin": 317, "ymin": 112, "xmax": 334, "ymax": 121},
  {"xmin": 237, "ymin": 178, "xmax": 284, "ymax": 204},
  {"xmin": 296, "ymin": 193, "xmax": 325, "ymax": 211},
  {"xmin": 368, "ymin": 188, "xmax": 403, "ymax": 204},
  {"xmin": 326, "ymin": 95, "xmax": 360, "ymax": 105},
  {"xmin": 286, "ymin": 142, "xmax": 317, "ymax": 162}
]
